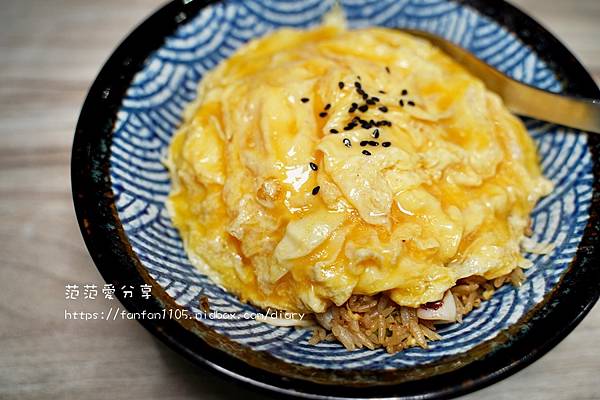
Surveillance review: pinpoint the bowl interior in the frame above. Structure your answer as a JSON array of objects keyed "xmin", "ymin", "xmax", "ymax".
[{"xmin": 109, "ymin": 0, "xmax": 593, "ymax": 372}]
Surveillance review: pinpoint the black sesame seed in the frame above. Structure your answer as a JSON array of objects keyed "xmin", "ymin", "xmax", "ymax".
[
  {"xmin": 401, "ymin": 89, "xmax": 408, "ymax": 96},
  {"xmin": 319, "ymin": 112, "xmax": 328, "ymax": 117},
  {"xmin": 372, "ymin": 129, "xmax": 380, "ymax": 138},
  {"xmin": 366, "ymin": 98, "xmax": 376, "ymax": 105},
  {"xmin": 312, "ymin": 186, "xmax": 320, "ymax": 195},
  {"xmin": 344, "ymin": 121, "xmax": 357, "ymax": 130},
  {"xmin": 301, "ymin": 97, "xmax": 309, "ymax": 103},
  {"xmin": 358, "ymin": 104, "xmax": 368, "ymax": 112},
  {"xmin": 362, "ymin": 150, "xmax": 371, "ymax": 156},
  {"xmin": 382, "ymin": 141, "xmax": 391, "ymax": 147},
  {"xmin": 338, "ymin": 81, "xmax": 344, "ymax": 89},
  {"xmin": 379, "ymin": 90, "xmax": 386, "ymax": 94},
  {"xmin": 354, "ymin": 81, "xmax": 362, "ymax": 89},
  {"xmin": 324, "ymin": 103, "xmax": 331, "ymax": 110},
  {"xmin": 357, "ymin": 75, "xmax": 361, "ymax": 80},
  {"xmin": 343, "ymin": 138, "xmax": 352, "ymax": 147},
  {"xmin": 385, "ymin": 66, "xmax": 390, "ymax": 73},
  {"xmin": 399, "ymin": 99, "xmax": 404, "ymax": 107},
  {"xmin": 309, "ymin": 162, "xmax": 318, "ymax": 171},
  {"xmin": 378, "ymin": 106, "xmax": 388, "ymax": 113},
  {"xmin": 362, "ymin": 93, "xmax": 369, "ymax": 100},
  {"xmin": 360, "ymin": 121, "xmax": 372, "ymax": 129},
  {"xmin": 330, "ymin": 128, "xmax": 339, "ymax": 134},
  {"xmin": 407, "ymin": 100, "xmax": 415, "ymax": 106},
  {"xmin": 360, "ymin": 140, "xmax": 368, "ymax": 147},
  {"xmin": 357, "ymin": 88, "xmax": 365, "ymax": 96},
  {"xmin": 368, "ymin": 140, "xmax": 379, "ymax": 146},
  {"xmin": 371, "ymin": 97, "xmax": 380, "ymax": 102}
]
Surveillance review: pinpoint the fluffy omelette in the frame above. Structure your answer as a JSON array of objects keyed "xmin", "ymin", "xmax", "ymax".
[{"xmin": 166, "ymin": 21, "xmax": 552, "ymax": 317}]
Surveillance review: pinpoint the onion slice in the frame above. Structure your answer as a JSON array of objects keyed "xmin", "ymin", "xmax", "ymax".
[{"xmin": 417, "ymin": 291, "xmax": 457, "ymax": 323}]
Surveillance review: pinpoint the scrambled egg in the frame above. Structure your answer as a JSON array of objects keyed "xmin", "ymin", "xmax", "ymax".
[{"xmin": 166, "ymin": 22, "xmax": 552, "ymax": 313}]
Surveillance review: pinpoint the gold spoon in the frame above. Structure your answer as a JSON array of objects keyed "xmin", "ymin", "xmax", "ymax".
[{"xmin": 402, "ymin": 29, "xmax": 600, "ymax": 134}]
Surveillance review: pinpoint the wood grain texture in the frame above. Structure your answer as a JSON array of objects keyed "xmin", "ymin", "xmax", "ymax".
[{"xmin": 0, "ymin": 1, "xmax": 598, "ymax": 399}]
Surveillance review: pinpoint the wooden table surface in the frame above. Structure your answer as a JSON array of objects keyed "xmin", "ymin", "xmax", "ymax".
[{"xmin": 1, "ymin": 1, "xmax": 598, "ymax": 399}]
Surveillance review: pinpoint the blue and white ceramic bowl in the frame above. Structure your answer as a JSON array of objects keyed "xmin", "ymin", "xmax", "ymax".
[{"xmin": 72, "ymin": 0, "xmax": 600, "ymax": 398}]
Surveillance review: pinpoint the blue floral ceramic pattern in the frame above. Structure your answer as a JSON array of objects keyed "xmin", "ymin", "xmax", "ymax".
[{"xmin": 109, "ymin": 0, "xmax": 593, "ymax": 370}]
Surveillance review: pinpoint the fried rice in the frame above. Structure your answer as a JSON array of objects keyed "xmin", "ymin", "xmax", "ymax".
[{"xmin": 308, "ymin": 268, "xmax": 525, "ymax": 353}]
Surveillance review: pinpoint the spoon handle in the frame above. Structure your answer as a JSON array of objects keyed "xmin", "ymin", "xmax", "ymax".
[
  {"xmin": 501, "ymin": 80, "xmax": 600, "ymax": 134},
  {"xmin": 403, "ymin": 28, "xmax": 600, "ymax": 134}
]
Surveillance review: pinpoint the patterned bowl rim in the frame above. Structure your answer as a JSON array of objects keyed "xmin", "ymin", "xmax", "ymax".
[{"xmin": 72, "ymin": 0, "xmax": 600, "ymax": 398}]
